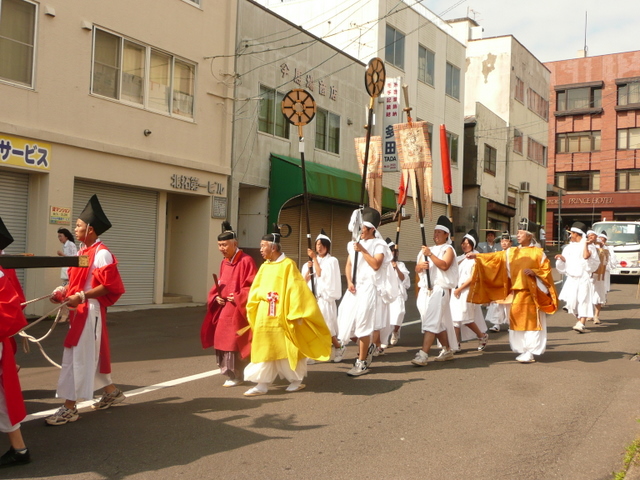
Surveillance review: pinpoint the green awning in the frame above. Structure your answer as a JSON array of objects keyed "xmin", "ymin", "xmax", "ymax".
[{"xmin": 268, "ymin": 153, "xmax": 396, "ymax": 229}]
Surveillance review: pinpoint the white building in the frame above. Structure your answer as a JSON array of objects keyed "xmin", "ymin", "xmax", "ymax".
[
  {"xmin": 255, "ymin": 0, "xmax": 467, "ymax": 253},
  {"xmin": 450, "ymin": 18, "xmax": 550, "ymax": 236},
  {"xmin": 0, "ymin": 0, "xmax": 237, "ymax": 312}
]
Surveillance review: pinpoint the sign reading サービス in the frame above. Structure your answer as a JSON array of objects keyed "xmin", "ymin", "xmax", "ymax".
[{"xmin": 0, "ymin": 134, "xmax": 51, "ymax": 170}]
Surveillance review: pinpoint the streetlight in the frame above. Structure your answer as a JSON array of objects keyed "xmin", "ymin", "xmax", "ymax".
[{"xmin": 547, "ymin": 183, "xmax": 566, "ymax": 247}]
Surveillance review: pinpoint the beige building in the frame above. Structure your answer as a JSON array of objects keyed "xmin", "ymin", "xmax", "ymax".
[
  {"xmin": 0, "ymin": 0, "xmax": 237, "ymax": 313},
  {"xmin": 450, "ymin": 19, "xmax": 550, "ymax": 237},
  {"xmin": 254, "ymin": 0, "xmax": 466, "ymax": 255}
]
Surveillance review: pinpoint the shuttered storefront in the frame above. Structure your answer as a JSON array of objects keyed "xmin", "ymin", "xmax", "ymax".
[
  {"xmin": 0, "ymin": 170, "xmax": 29, "ymax": 285},
  {"xmin": 73, "ymin": 181, "xmax": 158, "ymax": 305}
]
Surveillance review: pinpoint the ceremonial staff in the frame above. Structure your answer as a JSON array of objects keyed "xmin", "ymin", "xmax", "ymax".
[
  {"xmin": 281, "ymin": 88, "xmax": 317, "ymax": 296},
  {"xmin": 353, "ymin": 57, "xmax": 386, "ymax": 285},
  {"xmin": 439, "ymin": 124, "xmax": 454, "ymax": 222},
  {"xmin": 398, "ymin": 84, "xmax": 431, "ymax": 290}
]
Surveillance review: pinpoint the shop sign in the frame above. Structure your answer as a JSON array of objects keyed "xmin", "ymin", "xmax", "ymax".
[
  {"xmin": 280, "ymin": 63, "xmax": 338, "ymax": 101},
  {"xmin": 49, "ymin": 206, "xmax": 72, "ymax": 225},
  {"xmin": 0, "ymin": 133, "xmax": 50, "ymax": 171},
  {"xmin": 382, "ymin": 77, "xmax": 401, "ymax": 172},
  {"xmin": 170, "ymin": 174, "xmax": 225, "ymax": 195},
  {"xmin": 548, "ymin": 196, "xmax": 613, "ymax": 206}
]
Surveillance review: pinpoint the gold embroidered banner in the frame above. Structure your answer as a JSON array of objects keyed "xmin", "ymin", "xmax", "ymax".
[{"xmin": 354, "ymin": 136, "xmax": 383, "ymax": 212}]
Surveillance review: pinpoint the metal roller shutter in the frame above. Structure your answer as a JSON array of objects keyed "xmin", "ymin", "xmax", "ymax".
[
  {"xmin": 74, "ymin": 181, "xmax": 158, "ymax": 305},
  {"xmin": 0, "ymin": 171, "xmax": 29, "ymax": 286}
]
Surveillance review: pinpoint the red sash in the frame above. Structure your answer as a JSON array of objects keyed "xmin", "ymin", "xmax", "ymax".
[{"xmin": 64, "ymin": 242, "xmax": 125, "ymax": 373}]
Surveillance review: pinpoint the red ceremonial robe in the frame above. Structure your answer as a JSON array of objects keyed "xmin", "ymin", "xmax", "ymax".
[
  {"xmin": 200, "ymin": 250, "xmax": 257, "ymax": 359},
  {"xmin": 65, "ymin": 241, "xmax": 125, "ymax": 374},
  {"xmin": 0, "ymin": 266, "xmax": 28, "ymax": 426}
]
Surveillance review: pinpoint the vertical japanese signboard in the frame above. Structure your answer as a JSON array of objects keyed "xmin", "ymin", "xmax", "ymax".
[{"xmin": 382, "ymin": 77, "xmax": 401, "ymax": 172}]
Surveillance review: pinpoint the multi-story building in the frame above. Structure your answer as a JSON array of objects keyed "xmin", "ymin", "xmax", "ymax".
[
  {"xmin": 450, "ymin": 19, "xmax": 550, "ymax": 239},
  {"xmin": 0, "ymin": 0, "xmax": 236, "ymax": 312},
  {"xmin": 545, "ymin": 50, "xmax": 640, "ymax": 242},
  {"xmin": 232, "ymin": 0, "xmax": 398, "ymax": 268},
  {"xmin": 254, "ymin": 0, "xmax": 466, "ymax": 253}
]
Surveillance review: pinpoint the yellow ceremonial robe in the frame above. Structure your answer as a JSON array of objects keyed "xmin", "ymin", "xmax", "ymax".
[
  {"xmin": 468, "ymin": 247, "xmax": 558, "ymax": 331},
  {"xmin": 246, "ymin": 257, "xmax": 331, "ymax": 370}
]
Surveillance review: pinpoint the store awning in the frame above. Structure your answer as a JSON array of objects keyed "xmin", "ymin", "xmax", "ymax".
[{"xmin": 268, "ymin": 153, "xmax": 396, "ymax": 229}]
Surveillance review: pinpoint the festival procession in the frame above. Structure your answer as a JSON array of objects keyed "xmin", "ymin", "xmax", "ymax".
[
  {"xmin": 0, "ymin": 51, "xmax": 634, "ymax": 474},
  {"xmin": 2, "ymin": 1, "xmax": 640, "ymax": 476}
]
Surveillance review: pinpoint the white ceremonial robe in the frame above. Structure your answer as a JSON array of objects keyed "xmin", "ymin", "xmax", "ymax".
[
  {"xmin": 337, "ymin": 238, "xmax": 393, "ymax": 342},
  {"xmin": 301, "ymin": 254, "xmax": 341, "ymax": 337},
  {"xmin": 556, "ymin": 240, "xmax": 600, "ymax": 319},
  {"xmin": 56, "ymin": 248, "xmax": 113, "ymax": 401},
  {"xmin": 450, "ymin": 252, "xmax": 487, "ymax": 341},
  {"xmin": 416, "ymin": 244, "xmax": 459, "ymax": 351},
  {"xmin": 604, "ymin": 244, "xmax": 617, "ymax": 292}
]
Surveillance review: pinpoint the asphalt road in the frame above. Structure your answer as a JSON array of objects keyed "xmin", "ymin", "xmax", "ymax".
[{"xmin": 4, "ymin": 279, "xmax": 640, "ymax": 480}]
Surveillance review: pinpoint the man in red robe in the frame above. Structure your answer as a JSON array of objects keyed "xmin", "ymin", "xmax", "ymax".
[
  {"xmin": 47, "ymin": 195, "xmax": 125, "ymax": 425},
  {"xmin": 201, "ymin": 222, "xmax": 257, "ymax": 387},
  {"xmin": 0, "ymin": 218, "xmax": 30, "ymax": 467}
]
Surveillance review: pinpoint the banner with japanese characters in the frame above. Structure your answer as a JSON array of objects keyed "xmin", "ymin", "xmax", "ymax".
[
  {"xmin": 382, "ymin": 77, "xmax": 401, "ymax": 172},
  {"xmin": 0, "ymin": 133, "xmax": 50, "ymax": 171}
]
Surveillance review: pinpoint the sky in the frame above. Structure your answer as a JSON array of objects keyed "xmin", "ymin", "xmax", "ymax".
[{"xmin": 424, "ymin": 0, "xmax": 640, "ymax": 63}]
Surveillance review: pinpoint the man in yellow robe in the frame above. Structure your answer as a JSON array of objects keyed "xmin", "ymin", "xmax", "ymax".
[
  {"xmin": 243, "ymin": 232, "xmax": 331, "ymax": 396},
  {"xmin": 467, "ymin": 219, "xmax": 558, "ymax": 363}
]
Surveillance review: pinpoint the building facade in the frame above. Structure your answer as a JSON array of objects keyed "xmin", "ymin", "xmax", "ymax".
[
  {"xmin": 545, "ymin": 50, "xmax": 640, "ymax": 242},
  {"xmin": 451, "ymin": 19, "xmax": 550, "ymax": 239},
  {"xmin": 254, "ymin": 0, "xmax": 466, "ymax": 257},
  {"xmin": 0, "ymin": 0, "xmax": 236, "ymax": 312}
]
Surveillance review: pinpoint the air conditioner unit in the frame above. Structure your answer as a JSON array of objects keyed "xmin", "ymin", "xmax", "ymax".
[{"xmin": 520, "ymin": 181, "xmax": 530, "ymax": 193}]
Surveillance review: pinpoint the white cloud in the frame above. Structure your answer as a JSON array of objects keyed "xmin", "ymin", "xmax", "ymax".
[{"xmin": 423, "ymin": 0, "xmax": 640, "ymax": 63}]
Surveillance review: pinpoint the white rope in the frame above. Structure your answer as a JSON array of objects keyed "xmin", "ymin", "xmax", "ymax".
[{"xmin": 16, "ymin": 298, "xmax": 70, "ymax": 369}]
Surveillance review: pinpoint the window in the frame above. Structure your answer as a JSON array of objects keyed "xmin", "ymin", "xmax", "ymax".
[
  {"xmin": 515, "ymin": 77, "xmax": 524, "ymax": 103},
  {"xmin": 445, "ymin": 63, "xmax": 460, "ymax": 100},
  {"xmin": 315, "ymin": 107, "xmax": 340, "ymax": 154},
  {"xmin": 258, "ymin": 85, "xmax": 289, "ymax": 139},
  {"xmin": 446, "ymin": 131, "xmax": 459, "ymax": 165},
  {"xmin": 617, "ymin": 128, "xmax": 640, "ymax": 150},
  {"xmin": 617, "ymin": 170, "xmax": 640, "ymax": 191},
  {"xmin": 527, "ymin": 88, "xmax": 549, "ymax": 120},
  {"xmin": 484, "ymin": 144, "xmax": 496, "ymax": 175},
  {"xmin": 555, "ymin": 171, "xmax": 600, "ymax": 192},
  {"xmin": 92, "ymin": 28, "xmax": 195, "ymax": 119},
  {"xmin": 385, "ymin": 25, "xmax": 404, "ymax": 70},
  {"xmin": 527, "ymin": 137, "xmax": 546, "ymax": 166},
  {"xmin": 0, "ymin": 0, "xmax": 37, "ymax": 87},
  {"xmin": 556, "ymin": 86, "xmax": 602, "ymax": 112},
  {"xmin": 418, "ymin": 45, "xmax": 434, "ymax": 86},
  {"xmin": 513, "ymin": 129, "xmax": 523, "ymax": 154},
  {"xmin": 618, "ymin": 81, "xmax": 640, "ymax": 107},
  {"xmin": 556, "ymin": 131, "xmax": 601, "ymax": 153}
]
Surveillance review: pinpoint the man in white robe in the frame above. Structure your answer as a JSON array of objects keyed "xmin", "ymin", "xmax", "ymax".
[
  {"xmin": 556, "ymin": 222, "xmax": 599, "ymax": 333},
  {"xmin": 383, "ymin": 238, "xmax": 410, "ymax": 348}
]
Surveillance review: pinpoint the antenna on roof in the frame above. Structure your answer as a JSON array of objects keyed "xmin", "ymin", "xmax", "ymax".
[{"xmin": 583, "ymin": 11, "xmax": 588, "ymax": 57}]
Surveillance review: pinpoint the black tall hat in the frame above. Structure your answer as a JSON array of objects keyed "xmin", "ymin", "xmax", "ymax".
[
  {"xmin": 500, "ymin": 231, "xmax": 511, "ymax": 240},
  {"xmin": 79, "ymin": 195, "xmax": 112, "ymax": 236},
  {"xmin": 464, "ymin": 228, "xmax": 479, "ymax": 247},
  {"xmin": 361, "ymin": 207, "xmax": 381, "ymax": 229},
  {"xmin": 262, "ymin": 224, "xmax": 281, "ymax": 244},
  {"xmin": 218, "ymin": 221, "xmax": 236, "ymax": 241},
  {"xmin": 571, "ymin": 221, "xmax": 587, "ymax": 235},
  {"xmin": 435, "ymin": 215, "xmax": 453, "ymax": 235},
  {"xmin": 0, "ymin": 217, "xmax": 14, "ymax": 251}
]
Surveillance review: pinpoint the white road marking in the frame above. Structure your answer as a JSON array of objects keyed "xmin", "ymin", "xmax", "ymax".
[{"xmin": 24, "ymin": 369, "xmax": 221, "ymax": 422}]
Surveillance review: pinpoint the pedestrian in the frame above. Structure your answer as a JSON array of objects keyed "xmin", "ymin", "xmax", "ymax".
[
  {"xmin": 301, "ymin": 229, "xmax": 345, "ymax": 362},
  {"xmin": 598, "ymin": 232, "xmax": 617, "ymax": 292},
  {"xmin": 555, "ymin": 222, "xmax": 599, "ymax": 333},
  {"xmin": 450, "ymin": 229, "xmax": 489, "ymax": 351},
  {"xmin": 337, "ymin": 207, "xmax": 394, "ymax": 376},
  {"xmin": 587, "ymin": 230, "xmax": 608, "ymax": 325},
  {"xmin": 411, "ymin": 215, "xmax": 459, "ymax": 367},
  {"xmin": 47, "ymin": 195, "xmax": 126, "ymax": 425},
  {"xmin": 539, "ymin": 226, "xmax": 546, "ymax": 250},
  {"xmin": 201, "ymin": 222, "xmax": 257, "ymax": 387},
  {"xmin": 486, "ymin": 232, "xmax": 513, "ymax": 332},
  {"xmin": 383, "ymin": 238, "xmax": 410, "ymax": 348},
  {"xmin": 0, "ymin": 218, "xmax": 30, "ymax": 467},
  {"xmin": 242, "ymin": 231, "xmax": 331, "ymax": 396},
  {"xmin": 468, "ymin": 218, "xmax": 558, "ymax": 363},
  {"xmin": 477, "ymin": 230, "xmax": 502, "ymax": 253},
  {"xmin": 56, "ymin": 228, "xmax": 77, "ymax": 286}
]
